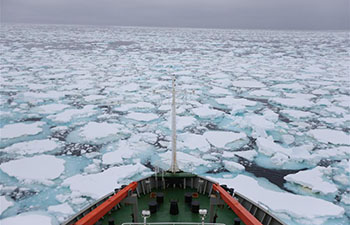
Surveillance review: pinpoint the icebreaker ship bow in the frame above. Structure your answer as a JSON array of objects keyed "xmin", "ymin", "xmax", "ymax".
[{"xmin": 63, "ymin": 76, "xmax": 286, "ymax": 225}]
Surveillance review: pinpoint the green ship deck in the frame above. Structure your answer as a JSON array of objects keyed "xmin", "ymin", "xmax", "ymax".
[
  {"xmin": 102, "ymin": 187, "xmax": 243, "ymax": 225},
  {"xmin": 64, "ymin": 172, "xmax": 286, "ymax": 225}
]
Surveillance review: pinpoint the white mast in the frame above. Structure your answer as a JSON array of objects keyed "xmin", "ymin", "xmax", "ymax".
[{"xmin": 170, "ymin": 75, "xmax": 179, "ymax": 173}]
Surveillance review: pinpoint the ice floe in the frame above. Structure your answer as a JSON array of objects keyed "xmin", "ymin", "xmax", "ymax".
[
  {"xmin": 284, "ymin": 166, "xmax": 338, "ymax": 195},
  {"xmin": 115, "ymin": 102, "xmax": 154, "ymax": 111},
  {"xmin": 48, "ymin": 106, "xmax": 96, "ymax": 123},
  {"xmin": 0, "ymin": 155, "xmax": 65, "ymax": 185},
  {"xmin": 232, "ymin": 80, "xmax": 265, "ymax": 88},
  {"xmin": 223, "ymin": 161, "xmax": 245, "ymax": 172},
  {"xmin": 280, "ymin": 109, "xmax": 315, "ymax": 120},
  {"xmin": 271, "ymin": 97, "xmax": 313, "ymax": 108},
  {"xmin": 63, "ymin": 163, "xmax": 151, "ymax": 199},
  {"xmin": 0, "ymin": 196, "xmax": 14, "ymax": 215},
  {"xmin": 68, "ymin": 122, "xmax": 128, "ymax": 144},
  {"xmin": 32, "ymin": 104, "xmax": 70, "ymax": 114},
  {"xmin": 1, "ymin": 139, "xmax": 61, "ymax": 155},
  {"xmin": 125, "ymin": 112, "xmax": 158, "ymax": 121},
  {"xmin": 192, "ymin": 104, "xmax": 223, "ymax": 119},
  {"xmin": 164, "ymin": 116, "xmax": 197, "ymax": 130},
  {"xmin": 158, "ymin": 151, "xmax": 212, "ymax": 172},
  {"xmin": 177, "ymin": 133, "xmax": 211, "ymax": 152},
  {"xmin": 0, "ymin": 122, "xmax": 45, "ymax": 139},
  {"xmin": 203, "ymin": 131, "xmax": 247, "ymax": 149},
  {"xmin": 48, "ymin": 203, "xmax": 74, "ymax": 221},
  {"xmin": 0, "ymin": 212, "xmax": 58, "ymax": 225},
  {"xmin": 308, "ymin": 129, "xmax": 350, "ymax": 145}
]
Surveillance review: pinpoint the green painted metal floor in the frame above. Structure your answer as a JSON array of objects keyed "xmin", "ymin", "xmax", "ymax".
[{"xmin": 101, "ymin": 187, "xmax": 243, "ymax": 225}]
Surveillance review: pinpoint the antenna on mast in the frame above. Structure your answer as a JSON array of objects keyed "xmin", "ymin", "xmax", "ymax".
[{"xmin": 169, "ymin": 75, "xmax": 180, "ymax": 173}]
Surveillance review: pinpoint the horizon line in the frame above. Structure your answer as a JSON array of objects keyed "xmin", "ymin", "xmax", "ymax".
[{"xmin": 2, "ymin": 21, "xmax": 349, "ymax": 32}]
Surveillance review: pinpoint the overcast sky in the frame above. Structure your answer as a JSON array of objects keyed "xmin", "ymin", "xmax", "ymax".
[{"xmin": 1, "ymin": 0, "xmax": 349, "ymax": 30}]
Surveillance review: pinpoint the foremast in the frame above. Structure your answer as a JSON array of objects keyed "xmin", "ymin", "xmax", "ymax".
[{"xmin": 170, "ymin": 75, "xmax": 180, "ymax": 173}]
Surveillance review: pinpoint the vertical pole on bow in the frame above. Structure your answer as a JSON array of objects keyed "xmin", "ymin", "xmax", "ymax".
[{"xmin": 170, "ymin": 75, "xmax": 179, "ymax": 173}]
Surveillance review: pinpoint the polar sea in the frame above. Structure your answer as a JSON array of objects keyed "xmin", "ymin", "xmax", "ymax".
[{"xmin": 0, "ymin": 24, "xmax": 349, "ymax": 225}]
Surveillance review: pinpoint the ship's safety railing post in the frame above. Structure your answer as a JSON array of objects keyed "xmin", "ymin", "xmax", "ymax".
[
  {"xmin": 122, "ymin": 191, "xmax": 139, "ymax": 223},
  {"xmin": 208, "ymin": 192, "xmax": 225, "ymax": 222}
]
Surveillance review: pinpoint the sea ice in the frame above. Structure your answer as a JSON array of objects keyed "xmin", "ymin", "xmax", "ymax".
[
  {"xmin": 119, "ymin": 83, "xmax": 140, "ymax": 92},
  {"xmin": 125, "ymin": 112, "xmax": 158, "ymax": 122},
  {"xmin": 0, "ymin": 155, "xmax": 65, "ymax": 184},
  {"xmin": 48, "ymin": 105, "xmax": 96, "ymax": 123},
  {"xmin": 0, "ymin": 196, "xmax": 14, "ymax": 215},
  {"xmin": 271, "ymin": 97, "xmax": 313, "ymax": 108},
  {"xmin": 0, "ymin": 212, "xmax": 58, "ymax": 225},
  {"xmin": 158, "ymin": 151, "xmax": 211, "ymax": 172},
  {"xmin": 164, "ymin": 116, "xmax": 197, "ymax": 130},
  {"xmin": 101, "ymin": 140, "xmax": 145, "ymax": 165},
  {"xmin": 48, "ymin": 203, "xmax": 74, "ymax": 215},
  {"xmin": 84, "ymin": 95, "xmax": 106, "ymax": 102},
  {"xmin": 0, "ymin": 122, "xmax": 45, "ymax": 139},
  {"xmin": 63, "ymin": 163, "xmax": 151, "ymax": 199},
  {"xmin": 256, "ymin": 136, "xmax": 291, "ymax": 157},
  {"xmin": 203, "ymin": 131, "xmax": 247, "ymax": 149},
  {"xmin": 272, "ymin": 83, "xmax": 304, "ymax": 90},
  {"xmin": 246, "ymin": 114, "xmax": 275, "ymax": 138},
  {"xmin": 192, "ymin": 104, "xmax": 223, "ymax": 119},
  {"xmin": 284, "ymin": 166, "xmax": 338, "ymax": 195},
  {"xmin": 1, "ymin": 139, "xmax": 61, "ymax": 155},
  {"xmin": 223, "ymin": 161, "xmax": 245, "ymax": 172},
  {"xmin": 33, "ymin": 104, "xmax": 70, "ymax": 114},
  {"xmin": 214, "ymin": 175, "xmax": 344, "ymax": 225},
  {"xmin": 177, "ymin": 133, "xmax": 211, "ymax": 152},
  {"xmin": 249, "ymin": 89, "xmax": 277, "ymax": 97},
  {"xmin": 209, "ymin": 86, "xmax": 232, "ymax": 96},
  {"xmin": 233, "ymin": 150, "xmax": 258, "ymax": 161},
  {"xmin": 308, "ymin": 129, "xmax": 350, "ymax": 145},
  {"xmin": 232, "ymin": 80, "xmax": 266, "ymax": 88},
  {"xmin": 280, "ymin": 109, "xmax": 315, "ymax": 120},
  {"xmin": 216, "ymin": 96, "xmax": 257, "ymax": 108},
  {"xmin": 69, "ymin": 122, "xmax": 128, "ymax": 144},
  {"xmin": 115, "ymin": 102, "xmax": 154, "ymax": 111}
]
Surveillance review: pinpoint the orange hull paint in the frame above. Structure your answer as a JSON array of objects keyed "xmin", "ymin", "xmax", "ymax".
[
  {"xmin": 213, "ymin": 183, "xmax": 262, "ymax": 225},
  {"xmin": 75, "ymin": 182, "xmax": 138, "ymax": 225}
]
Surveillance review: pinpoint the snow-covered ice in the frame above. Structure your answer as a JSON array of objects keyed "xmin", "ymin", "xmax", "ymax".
[
  {"xmin": 223, "ymin": 161, "xmax": 245, "ymax": 172},
  {"xmin": 0, "ymin": 196, "xmax": 14, "ymax": 215},
  {"xmin": 48, "ymin": 203, "xmax": 74, "ymax": 215},
  {"xmin": 0, "ymin": 155, "xmax": 65, "ymax": 184},
  {"xmin": 67, "ymin": 122, "xmax": 128, "ymax": 144},
  {"xmin": 33, "ymin": 104, "xmax": 70, "ymax": 114},
  {"xmin": 177, "ymin": 133, "xmax": 211, "ymax": 152},
  {"xmin": 0, "ymin": 212, "xmax": 58, "ymax": 225},
  {"xmin": 63, "ymin": 163, "xmax": 151, "ymax": 198},
  {"xmin": 1, "ymin": 139, "xmax": 61, "ymax": 155},
  {"xmin": 308, "ymin": 129, "xmax": 350, "ymax": 145},
  {"xmin": 0, "ymin": 122, "xmax": 45, "ymax": 139},
  {"xmin": 232, "ymin": 80, "xmax": 266, "ymax": 88},
  {"xmin": 204, "ymin": 131, "xmax": 247, "ymax": 149},
  {"xmin": 284, "ymin": 166, "xmax": 338, "ymax": 195},
  {"xmin": 214, "ymin": 175, "xmax": 345, "ymax": 225},
  {"xmin": 125, "ymin": 112, "xmax": 158, "ymax": 121}
]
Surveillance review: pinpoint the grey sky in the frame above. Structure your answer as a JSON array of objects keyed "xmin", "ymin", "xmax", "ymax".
[{"xmin": 1, "ymin": 0, "xmax": 349, "ymax": 30}]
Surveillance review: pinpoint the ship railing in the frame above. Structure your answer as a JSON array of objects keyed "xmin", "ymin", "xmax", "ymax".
[{"xmin": 122, "ymin": 223, "xmax": 225, "ymax": 225}]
